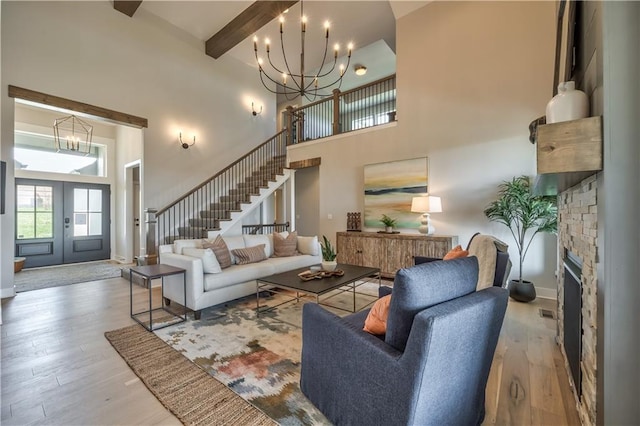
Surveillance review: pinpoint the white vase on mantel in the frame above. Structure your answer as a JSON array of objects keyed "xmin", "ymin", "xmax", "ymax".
[{"xmin": 545, "ymin": 81, "xmax": 589, "ymax": 124}]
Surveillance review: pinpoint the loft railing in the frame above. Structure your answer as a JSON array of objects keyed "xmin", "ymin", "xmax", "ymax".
[
  {"xmin": 242, "ymin": 221, "xmax": 290, "ymax": 235},
  {"xmin": 156, "ymin": 130, "xmax": 288, "ymax": 244},
  {"xmin": 284, "ymin": 74, "xmax": 396, "ymax": 145}
]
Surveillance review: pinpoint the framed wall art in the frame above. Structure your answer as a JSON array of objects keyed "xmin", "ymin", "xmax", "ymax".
[{"xmin": 363, "ymin": 157, "xmax": 428, "ymax": 229}]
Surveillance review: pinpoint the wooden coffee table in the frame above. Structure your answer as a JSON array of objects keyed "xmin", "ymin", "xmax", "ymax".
[{"xmin": 256, "ymin": 263, "xmax": 381, "ymax": 316}]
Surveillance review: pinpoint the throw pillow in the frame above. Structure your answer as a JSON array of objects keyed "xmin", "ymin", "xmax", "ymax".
[
  {"xmin": 273, "ymin": 231, "xmax": 298, "ymax": 257},
  {"xmin": 363, "ymin": 295, "xmax": 392, "ymax": 335},
  {"xmin": 443, "ymin": 245, "xmax": 469, "ymax": 260},
  {"xmin": 202, "ymin": 235, "xmax": 232, "ymax": 269},
  {"xmin": 231, "ymin": 244, "xmax": 268, "ymax": 265},
  {"xmin": 182, "ymin": 248, "xmax": 222, "ymax": 274},
  {"xmin": 297, "ymin": 235, "xmax": 319, "ymax": 256},
  {"xmin": 222, "ymin": 235, "xmax": 246, "ymax": 264}
]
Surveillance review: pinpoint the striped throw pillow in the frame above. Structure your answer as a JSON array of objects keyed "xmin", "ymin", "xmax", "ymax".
[
  {"xmin": 231, "ymin": 244, "xmax": 267, "ymax": 265},
  {"xmin": 203, "ymin": 235, "xmax": 232, "ymax": 269}
]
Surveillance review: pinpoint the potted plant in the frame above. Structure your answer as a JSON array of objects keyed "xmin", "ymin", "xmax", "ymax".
[
  {"xmin": 380, "ymin": 214, "xmax": 397, "ymax": 233},
  {"xmin": 320, "ymin": 235, "xmax": 338, "ymax": 271},
  {"xmin": 484, "ymin": 175, "xmax": 557, "ymax": 302}
]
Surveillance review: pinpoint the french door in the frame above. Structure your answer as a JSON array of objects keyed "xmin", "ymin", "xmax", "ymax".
[{"xmin": 16, "ymin": 179, "xmax": 111, "ymax": 268}]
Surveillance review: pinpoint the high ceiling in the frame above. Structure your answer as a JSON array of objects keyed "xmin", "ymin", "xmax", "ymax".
[{"xmin": 138, "ymin": 1, "xmax": 404, "ymax": 90}]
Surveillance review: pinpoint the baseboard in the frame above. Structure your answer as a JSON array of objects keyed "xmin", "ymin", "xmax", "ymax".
[
  {"xmin": 536, "ymin": 286, "xmax": 557, "ymax": 300},
  {"xmin": 1, "ymin": 286, "xmax": 16, "ymax": 299}
]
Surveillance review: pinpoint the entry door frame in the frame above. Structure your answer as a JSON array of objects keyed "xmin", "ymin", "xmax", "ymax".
[{"xmin": 124, "ymin": 160, "xmax": 142, "ymax": 263}]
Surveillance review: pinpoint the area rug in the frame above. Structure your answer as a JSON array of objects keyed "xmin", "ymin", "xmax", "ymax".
[
  {"xmin": 153, "ymin": 281, "xmax": 381, "ymax": 426},
  {"xmin": 105, "ymin": 324, "xmax": 275, "ymax": 426},
  {"xmin": 14, "ymin": 260, "xmax": 128, "ymax": 292}
]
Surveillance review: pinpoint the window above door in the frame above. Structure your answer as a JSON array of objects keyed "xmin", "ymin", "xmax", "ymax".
[{"xmin": 14, "ymin": 131, "xmax": 106, "ymax": 177}]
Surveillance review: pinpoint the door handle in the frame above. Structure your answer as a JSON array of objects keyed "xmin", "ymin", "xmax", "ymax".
[{"xmin": 64, "ymin": 217, "xmax": 70, "ymax": 228}]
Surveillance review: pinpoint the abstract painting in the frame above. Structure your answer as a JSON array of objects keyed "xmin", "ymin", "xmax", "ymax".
[{"xmin": 364, "ymin": 157, "xmax": 428, "ymax": 229}]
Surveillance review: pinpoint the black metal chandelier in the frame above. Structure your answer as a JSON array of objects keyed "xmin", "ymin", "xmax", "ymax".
[{"xmin": 253, "ymin": 1, "xmax": 352, "ymax": 102}]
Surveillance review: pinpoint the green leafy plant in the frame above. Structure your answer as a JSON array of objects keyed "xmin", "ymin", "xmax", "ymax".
[
  {"xmin": 320, "ymin": 235, "xmax": 337, "ymax": 261},
  {"xmin": 484, "ymin": 175, "xmax": 557, "ymax": 284},
  {"xmin": 380, "ymin": 214, "xmax": 397, "ymax": 228}
]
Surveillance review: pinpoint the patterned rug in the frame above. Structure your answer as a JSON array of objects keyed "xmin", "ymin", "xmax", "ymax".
[{"xmin": 154, "ymin": 281, "xmax": 382, "ymax": 425}]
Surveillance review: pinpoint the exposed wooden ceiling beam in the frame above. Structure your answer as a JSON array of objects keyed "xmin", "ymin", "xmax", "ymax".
[
  {"xmin": 206, "ymin": 1, "xmax": 298, "ymax": 60},
  {"xmin": 114, "ymin": 1, "xmax": 143, "ymax": 18},
  {"xmin": 9, "ymin": 85, "xmax": 148, "ymax": 128}
]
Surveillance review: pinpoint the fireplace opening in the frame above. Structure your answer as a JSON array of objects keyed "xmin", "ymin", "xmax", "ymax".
[{"xmin": 563, "ymin": 251, "xmax": 582, "ymax": 395}]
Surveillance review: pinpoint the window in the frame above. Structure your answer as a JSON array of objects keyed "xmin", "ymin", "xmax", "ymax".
[
  {"xmin": 16, "ymin": 184, "xmax": 53, "ymax": 239},
  {"xmin": 14, "ymin": 131, "xmax": 106, "ymax": 177},
  {"xmin": 73, "ymin": 188, "xmax": 102, "ymax": 236}
]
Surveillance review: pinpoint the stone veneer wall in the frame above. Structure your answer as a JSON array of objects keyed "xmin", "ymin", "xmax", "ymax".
[{"xmin": 557, "ymin": 174, "xmax": 598, "ymax": 426}]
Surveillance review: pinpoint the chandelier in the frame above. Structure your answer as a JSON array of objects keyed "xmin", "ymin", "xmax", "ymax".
[
  {"xmin": 253, "ymin": 1, "xmax": 352, "ymax": 102},
  {"xmin": 53, "ymin": 115, "xmax": 93, "ymax": 155}
]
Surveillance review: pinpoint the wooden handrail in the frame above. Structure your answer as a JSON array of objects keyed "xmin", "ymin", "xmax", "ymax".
[{"xmin": 156, "ymin": 129, "xmax": 288, "ymax": 216}]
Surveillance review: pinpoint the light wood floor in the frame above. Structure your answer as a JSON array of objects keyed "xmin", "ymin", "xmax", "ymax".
[{"xmin": 1, "ymin": 278, "xmax": 580, "ymax": 425}]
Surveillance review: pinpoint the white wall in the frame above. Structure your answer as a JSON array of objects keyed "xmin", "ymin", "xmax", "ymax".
[
  {"xmin": 288, "ymin": 1, "xmax": 558, "ymax": 293},
  {"xmin": 1, "ymin": 1, "xmax": 277, "ymax": 295}
]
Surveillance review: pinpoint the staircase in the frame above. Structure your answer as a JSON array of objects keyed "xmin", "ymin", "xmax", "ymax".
[{"xmin": 156, "ymin": 130, "xmax": 289, "ymax": 245}]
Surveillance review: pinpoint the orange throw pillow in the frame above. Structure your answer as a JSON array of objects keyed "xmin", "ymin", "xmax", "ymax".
[
  {"xmin": 443, "ymin": 245, "xmax": 469, "ymax": 260},
  {"xmin": 363, "ymin": 295, "xmax": 392, "ymax": 335}
]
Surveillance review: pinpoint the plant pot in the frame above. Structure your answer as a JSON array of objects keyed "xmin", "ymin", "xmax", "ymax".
[
  {"xmin": 385, "ymin": 226, "xmax": 393, "ymax": 233},
  {"xmin": 509, "ymin": 279, "xmax": 536, "ymax": 302},
  {"xmin": 321, "ymin": 260, "xmax": 337, "ymax": 271}
]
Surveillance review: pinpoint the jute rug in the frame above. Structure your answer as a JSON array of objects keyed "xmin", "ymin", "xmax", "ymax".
[
  {"xmin": 105, "ymin": 324, "xmax": 276, "ymax": 426},
  {"xmin": 15, "ymin": 260, "xmax": 128, "ymax": 292}
]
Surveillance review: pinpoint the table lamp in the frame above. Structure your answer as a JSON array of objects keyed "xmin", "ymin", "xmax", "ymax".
[{"xmin": 411, "ymin": 195, "xmax": 442, "ymax": 235}]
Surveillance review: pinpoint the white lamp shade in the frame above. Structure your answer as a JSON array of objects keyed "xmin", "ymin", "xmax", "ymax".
[{"xmin": 411, "ymin": 195, "xmax": 442, "ymax": 213}]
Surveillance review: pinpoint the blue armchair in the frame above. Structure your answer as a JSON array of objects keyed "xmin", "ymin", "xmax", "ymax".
[{"xmin": 300, "ymin": 257, "xmax": 508, "ymax": 425}]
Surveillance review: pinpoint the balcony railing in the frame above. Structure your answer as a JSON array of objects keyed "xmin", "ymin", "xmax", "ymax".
[{"xmin": 284, "ymin": 74, "xmax": 396, "ymax": 145}]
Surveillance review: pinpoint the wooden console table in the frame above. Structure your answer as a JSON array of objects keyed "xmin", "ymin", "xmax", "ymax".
[{"xmin": 336, "ymin": 232, "xmax": 458, "ymax": 278}]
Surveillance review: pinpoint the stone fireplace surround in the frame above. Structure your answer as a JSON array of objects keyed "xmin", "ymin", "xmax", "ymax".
[{"xmin": 557, "ymin": 174, "xmax": 598, "ymax": 426}]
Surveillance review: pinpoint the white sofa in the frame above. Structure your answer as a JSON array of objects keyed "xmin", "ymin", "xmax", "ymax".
[{"xmin": 159, "ymin": 234, "xmax": 322, "ymax": 319}]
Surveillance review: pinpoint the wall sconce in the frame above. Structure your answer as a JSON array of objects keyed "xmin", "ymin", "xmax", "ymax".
[
  {"xmin": 252, "ymin": 102, "xmax": 262, "ymax": 116},
  {"xmin": 179, "ymin": 132, "xmax": 196, "ymax": 149},
  {"xmin": 411, "ymin": 195, "xmax": 442, "ymax": 235}
]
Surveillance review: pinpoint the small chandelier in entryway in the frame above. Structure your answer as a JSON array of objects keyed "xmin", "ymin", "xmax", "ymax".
[{"xmin": 53, "ymin": 115, "xmax": 93, "ymax": 155}]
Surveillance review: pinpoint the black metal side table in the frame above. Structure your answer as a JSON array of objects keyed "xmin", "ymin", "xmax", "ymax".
[{"xmin": 129, "ymin": 264, "xmax": 187, "ymax": 331}]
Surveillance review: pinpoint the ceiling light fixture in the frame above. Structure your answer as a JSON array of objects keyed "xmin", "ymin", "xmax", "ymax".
[
  {"xmin": 253, "ymin": 0, "xmax": 352, "ymax": 102},
  {"xmin": 354, "ymin": 65, "xmax": 367, "ymax": 76},
  {"xmin": 53, "ymin": 115, "xmax": 93, "ymax": 155}
]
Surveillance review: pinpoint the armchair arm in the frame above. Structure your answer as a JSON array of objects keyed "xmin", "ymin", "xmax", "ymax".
[
  {"xmin": 301, "ymin": 304, "xmax": 414, "ymax": 425},
  {"xmin": 160, "ymin": 252, "xmax": 204, "ymax": 310}
]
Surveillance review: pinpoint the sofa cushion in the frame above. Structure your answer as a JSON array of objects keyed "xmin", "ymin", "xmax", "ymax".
[
  {"xmin": 182, "ymin": 248, "xmax": 222, "ymax": 274},
  {"xmin": 203, "ymin": 262, "xmax": 275, "ymax": 292},
  {"xmin": 203, "ymin": 236, "xmax": 232, "ymax": 269},
  {"xmin": 267, "ymin": 255, "xmax": 319, "ymax": 274},
  {"xmin": 222, "ymin": 235, "xmax": 246, "ymax": 264},
  {"xmin": 273, "ymin": 231, "xmax": 298, "ymax": 257},
  {"xmin": 385, "ymin": 257, "xmax": 479, "ymax": 351},
  {"xmin": 174, "ymin": 239, "xmax": 202, "ymax": 254},
  {"xmin": 232, "ymin": 244, "xmax": 268, "ymax": 265},
  {"xmin": 297, "ymin": 235, "xmax": 319, "ymax": 256},
  {"xmin": 243, "ymin": 234, "xmax": 272, "ymax": 258}
]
